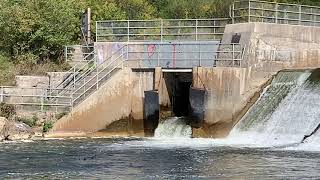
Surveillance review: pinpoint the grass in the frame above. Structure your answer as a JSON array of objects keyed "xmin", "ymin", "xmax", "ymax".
[{"xmin": 0, "ymin": 53, "xmax": 71, "ymax": 86}]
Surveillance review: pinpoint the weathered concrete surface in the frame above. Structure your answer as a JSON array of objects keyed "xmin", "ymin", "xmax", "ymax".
[
  {"xmin": 16, "ymin": 76, "xmax": 49, "ymax": 88},
  {"xmin": 49, "ymin": 68, "xmax": 154, "ymax": 136},
  {"xmin": 154, "ymin": 68, "xmax": 171, "ymax": 108},
  {"xmin": 221, "ymin": 23, "xmax": 320, "ymax": 70},
  {"xmin": 47, "ymin": 72, "xmax": 72, "ymax": 88},
  {"xmin": 192, "ymin": 67, "xmax": 274, "ymax": 138},
  {"xmin": 197, "ymin": 23, "xmax": 320, "ymax": 137}
]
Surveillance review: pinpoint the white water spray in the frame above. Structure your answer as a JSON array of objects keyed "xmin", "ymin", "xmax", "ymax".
[
  {"xmin": 154, "ymin": 117, "xmax": 192, "ymax": 138},
  {"xmin": 225, "ymin": 71, "xmax": 320, "ymax": 147}
]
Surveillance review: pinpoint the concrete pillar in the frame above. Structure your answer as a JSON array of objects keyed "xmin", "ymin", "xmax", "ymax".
[{"xmin": 154, "ymin": 67, "xmax": 162, "ymax": 90}]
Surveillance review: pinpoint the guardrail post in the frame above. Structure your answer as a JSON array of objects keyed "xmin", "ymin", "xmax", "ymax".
[
  {"xmin": 248, "ymin": 0, "xmax": 251, "ymax": 23},
  {"xmin": 127, "ymin": 20, "xmax": 130, "ymax": 42},
  {"xmin": 275, "ymin": 3, "xmax": 278, "ymax": 24},
  {"xmin": 198, "ymin": 44, "xmax": 201, "ymax": 66},
  {"xmin": 0, "ymin": 87, "xmax": 3, "ymax": 103},
  {"xmin": 232, "ymin": 44, "xmax": 235, "ymax": 67},
  {"xmin": 213, "ymin": 20, "xmax": 216, "ymax": 40},
  {"xmin": 41, "ymin": 92, "xmax": 44, "ymax": 112},
  {"xmin": 299, "ymin": 5, "xmax": 302, "ymax": 25},
  {"xmin": 232, "ymin": 3, "xmax": 235, "ymax": 24},
  {"xmin": 195, "ymin": 19, "xmax": 198, "ymax": 41},
  {"xmin": 157, "ymin": 44, "xmax": 160, "ymax": 66}
]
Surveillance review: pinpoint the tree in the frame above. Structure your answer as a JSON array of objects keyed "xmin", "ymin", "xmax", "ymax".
[{"xmin": 0, "ymin": 0, "xmax": 82, "ymax": 62}]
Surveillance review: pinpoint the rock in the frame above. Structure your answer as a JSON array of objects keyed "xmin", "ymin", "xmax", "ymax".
[
  {"xmin": 15, "ymin": 76, "xmax": 49, "ymax": 88},
  {"xmin": 0, "ymin": 117, "xmax": 9, "ymax": 139},
  {"xmin": 3, "ymin": 121, "xmax": 35, "ymax": 140}
]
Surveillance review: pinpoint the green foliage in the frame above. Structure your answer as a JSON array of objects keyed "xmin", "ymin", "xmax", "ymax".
[
  {"xmin": 0, "ymin": 103, "xmax": 16, "ymax": 119},
  {"xmin": 0, "ymin": 55, "xmax": 15, "ymax": 85},
  {"xmin": 0, "ymin": 0, "xmax": 82, "ymax": 62},
  {"xmin": 0, "ymin": 0, "xmax": 319, "ymax": 84},
  {"xmin": 55, "ymin": 111, "xmax": 68, "ymax": 120},
  {"xmin": 16, "ymin": 115, "xmax": 39, "ymax": 127},
  {"xmin": 43, "ymin": 121, "xmax": 53, "ymax": 133},
  {"xmin": 149, "ymin": 0, "xmax": 233, "ymax": 19}
]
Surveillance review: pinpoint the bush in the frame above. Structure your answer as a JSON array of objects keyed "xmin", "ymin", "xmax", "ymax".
[
  {"xmin": 0, "ymin": 103, "xmax": 16, "ymax": 119},
  {"xmin": 43, "ymin": 121, "xmax": 53, "ymax": 133},
  {"xmin": 16, "ymin": 115, "xmax": 38, "ymax": 127},
  {"xmin": 0, "ymin": 55, "xmax": 15, "ymax": 86},
  {"xmin": 55, "ymin": 111, "xmax": 68, "ymax": 120}
]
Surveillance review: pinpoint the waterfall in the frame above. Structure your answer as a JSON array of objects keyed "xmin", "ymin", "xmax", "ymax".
[
  {"xmin": 227, "ymin": 70, "xmax": 320, "ymax": 146},
  {"xmin": 154, "ymin": 117, "xmax": 192, "ymax": 138}
]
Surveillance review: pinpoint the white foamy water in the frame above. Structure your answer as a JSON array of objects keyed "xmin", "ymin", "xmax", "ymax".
[
  {"xmin": 225, "ymin": 71, "xmax": 320, "ymax": 147},
  {"xmin": 154, "ymin": 117, "xmax": 192, "ymax": 138}
]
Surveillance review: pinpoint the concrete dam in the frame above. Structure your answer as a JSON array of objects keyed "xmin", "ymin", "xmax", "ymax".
[
  {"xmin": 2, "ymin": 0, "xmax": 320, "ymax": 145},
  {"xmin": 50, "ymin": 22, "xmax": 320, "ymax": 141}
]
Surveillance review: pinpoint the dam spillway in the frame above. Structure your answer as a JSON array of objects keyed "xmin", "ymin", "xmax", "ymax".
[{"xmin": 226, "ymin": 70, "xmax": 320, "ymax": 147}]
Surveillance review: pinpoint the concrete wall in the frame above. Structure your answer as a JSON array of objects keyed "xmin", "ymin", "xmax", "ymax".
[
  {"xmin": 50, "ymin": 68, "xmax": 154, "ymax": 136},
  {"xmin": 221, "ymin": 22, "xmax": 320, "ymax": 71},
  {"xmin": 196, "ymin": 23, "xmax": 320, "ymax": 137},
  {"xmin": 192, "ymin": 67, "xmax": 272, "ymax": 137}
]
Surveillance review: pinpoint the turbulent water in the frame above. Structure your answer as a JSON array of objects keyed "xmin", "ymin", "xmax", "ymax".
[
  {"xmin": 227, "ymin": 70, "xmax": 320, "ymax": 147},
  {"xmin": 154, "ymin": 117, "xmax": 192, "ymax": 138},
  {"xmin": 1, "ymin": 138, "xmax": 320, "ymax": 179},
  {"xmin": 2, "ymin": 71, "xmax": 320, "ymax": 178}
]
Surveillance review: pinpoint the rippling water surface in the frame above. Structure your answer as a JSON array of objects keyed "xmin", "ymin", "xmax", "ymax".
[{"xmin": 0, "ymin": 138, "xmax": 319, "ymax": 179}]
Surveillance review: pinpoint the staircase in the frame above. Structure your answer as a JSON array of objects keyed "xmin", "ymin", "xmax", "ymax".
[{"xmin": 50, "ymin": 45, "xmax": 128, "ymax": 109}]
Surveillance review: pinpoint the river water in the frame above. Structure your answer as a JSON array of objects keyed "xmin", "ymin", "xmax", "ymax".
[
  {"xmin": 0, "ymin": 137, "xmax": 319, "ymax": 179},
  {"xmin": 2, "ymin": 70, "xmax": 320, "ymax": 179}
]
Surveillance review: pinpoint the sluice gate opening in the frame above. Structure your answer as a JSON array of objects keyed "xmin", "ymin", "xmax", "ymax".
[
  {"xmin": 163, "ymin": 72, "xmax": 193, "ymax": 117},
  {"xmin": 143, "ymin": 70, "xmax": 207, "ymax": 136}
]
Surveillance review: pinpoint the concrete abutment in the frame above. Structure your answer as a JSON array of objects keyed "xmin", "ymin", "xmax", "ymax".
[{"xmin": 50, "ymin": 22, "xmax": 320, "ymax": 138}]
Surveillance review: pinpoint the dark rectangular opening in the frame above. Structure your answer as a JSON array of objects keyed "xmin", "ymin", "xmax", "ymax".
[{"xmin": 163, "ymin": 72, "xmax": 193, "ymax": 117}]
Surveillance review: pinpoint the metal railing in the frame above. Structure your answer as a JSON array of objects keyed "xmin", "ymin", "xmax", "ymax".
[
  {"xmin": 71, "ymin": 45, "xmax": 126, "ymax": 106},
  {"xmin": 70, "ymin": 42, "xmax": 244, "ymax": 106},
  {"xmin": 95, "ymin": 1, "xmax": 320, "ymax": 42},
  {"xmin": 0, "ymin": 86, "xmax": 72, "ymax": 112},
  {"xmin": 233, "ymin": 0, "xmax": 320, "ymax": 26},
  {"xmin": 96, "ymin": 19, "xmax": 231, "ymax": 42},
  {"xmin": 1, "ymin": 42, "xmax": 244, "ymax": 111},
  {"xmin": 124, "ymin": 42, "xmax": 244, "ymax": 68},
  {"xmin": 65, "ymin": 45, "xmax": 95, "ymax": 62}
]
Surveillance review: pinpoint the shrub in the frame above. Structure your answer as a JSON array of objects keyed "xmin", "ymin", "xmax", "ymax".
[
  {"xmin": 55, "ymin": 111, "xmax": 68, "ymax": 120},
  {"xmin": 0, "ymin": 103, "xmax": 16, "ymax": 119},
  {"xmin": 43, "ymin": 121, "xmax": 53, "ymax": 133},
  {"xmin": 16, "ymin": 115, "xmax": 38, "ymax": 127}
]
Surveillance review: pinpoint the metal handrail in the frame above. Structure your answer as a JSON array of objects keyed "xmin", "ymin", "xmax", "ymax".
[
  {"xmin": 65, "ymin": 45, "xmax": 95, "ymax": 62},
  {"xmin": 0, "ymin": 86, "xmax": 73, "ymax": 111},
  {"xmin": 233, "ymin": 0, "xmax": 320, "ymax": 26},
  {"xmin": 1, "ymin": 42, "xmax": 245, "ymax": 110},
  {"xmin": 56, "ymin": 49, "xmax": 96, "ymax": 89},
  {"xmin": 96, "ymin": 1, "xmax": 320, "ymax": 42},
  {"xmin": 96, "ymin": 18, "xmax": 231, "ymax": 42},
  {"xmin": 71, "ymin": 46, "xmax": 127, "ymax": 105}
]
